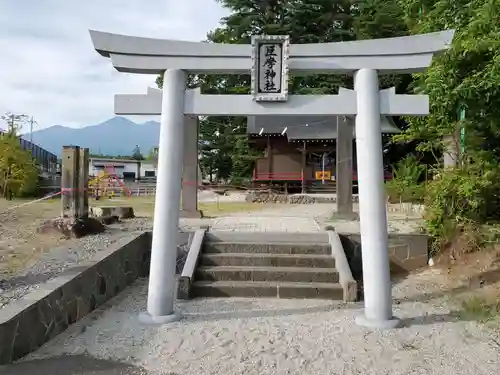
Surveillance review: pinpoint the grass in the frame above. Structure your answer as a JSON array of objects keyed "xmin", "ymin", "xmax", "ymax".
[
  {"xmin": 458, "ymin": 296, "xmax": 500, "ymax": 323},
  {"xmin": 91, "ymin": 195, "xmax": 264, "ymax": 218},
  {"xmin": 0, "ymin": 195, "xmax": 264, "ymax": 220},
  {"xmin": 0, "ymin": 195, "xmax": 264, "ymax": 276}
]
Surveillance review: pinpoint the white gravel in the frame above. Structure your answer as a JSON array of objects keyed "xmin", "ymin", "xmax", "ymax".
[
  {"xmin": 26, "ymin": 276, "xmax": 500, "ymax": 375},
  {"xmin": 219, "ymin": 202, "xmax": 424, "ymax": 234}
]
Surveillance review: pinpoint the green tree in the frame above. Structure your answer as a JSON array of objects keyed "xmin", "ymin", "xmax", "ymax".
[
  {"xmin": 147, "ymin": 147, "xmax": 159, "ymax": 161},
  {"xmin": 158, "ymin": 0, "xmax": 358, "ymax": 183},
  {"xmin": 157, "ymin": 1, "xmax": 420, "ymax": 183},
  {"xmin": 131, "ymin": 145, "xmax": 145, "ymax": 160},
  {"xmin": 198, "ymin": 117, "xmax": 237, "ymax": 183},
  {"xmin": 0, "ymin": 113, "xmax": 38, "ymax": 199},
  {"xmin": 396, "ymin": 0, "xmax": 500, "ymax": 164},
  {"xmin": 146, "ymin": 147, "xmax": 159, "ymax": 169},
  {"xmin": 394, "ymin": 0, "xmax": 500, "ymax": 249}
]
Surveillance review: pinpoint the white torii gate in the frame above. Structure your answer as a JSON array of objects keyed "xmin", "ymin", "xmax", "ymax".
[{"xmin": 90, "ymin": 29, "xmax": 454, "ymax": 329}]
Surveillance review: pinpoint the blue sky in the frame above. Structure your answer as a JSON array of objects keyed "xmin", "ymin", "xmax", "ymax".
[{"xmin": 0, "ymin": 0, "xmax": 228, "ymax": 132}]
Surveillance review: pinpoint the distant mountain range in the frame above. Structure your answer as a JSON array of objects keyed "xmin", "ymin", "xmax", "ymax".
[{"xmin": 26, "ymin": 117, "xmax": 160, "ymax": 156}]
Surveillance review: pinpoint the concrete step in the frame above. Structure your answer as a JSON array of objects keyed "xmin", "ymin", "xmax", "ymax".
[
  {"xmin": 191, "ymin": 280, "xmax": 344, "ymax": 299},
  {"xmin": 205, "ymin": 232, "xmax": 329, "ymax": 244},
  {"xmin": 195, "ymin": 266, "xmax": 339, "ymax": 283},
  {"xmin": 199, "ymin": 253, "xmax": 336, "ymax": 268},
  {"xmin": 203, "ymin": 242, "xmax": 331, "ymax": 255},
  {"xmin": 307, "ymin": 182, "xmax": 337, "ymax": 194}
]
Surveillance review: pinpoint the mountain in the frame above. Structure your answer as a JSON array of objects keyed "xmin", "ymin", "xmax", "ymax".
[{"xmin": 27, "ymin": 117, "xmax": 160, "ymax": 156}]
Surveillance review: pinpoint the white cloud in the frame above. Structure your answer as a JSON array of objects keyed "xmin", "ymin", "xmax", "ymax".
[{"xmin": 0, "ymin": 0, "xmax": 228, "ymax": 132}]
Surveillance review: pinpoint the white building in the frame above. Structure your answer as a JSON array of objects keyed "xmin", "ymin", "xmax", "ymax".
[
  {"xmin": 89, "ymin": 157, "xmax": 157, "ymax": 181},
  {"xmin": 90, "ymin": 156, "xmax": 203, "ymax": 183}
]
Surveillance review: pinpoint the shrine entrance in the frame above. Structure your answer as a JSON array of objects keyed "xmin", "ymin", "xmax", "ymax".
[
  {"xmin": 309, "ymin": 152, "xmax": 335, "ymax": 182},
  {"xmin": 90, "ymin": 29, "xmax": 454, "ymax": 330}
]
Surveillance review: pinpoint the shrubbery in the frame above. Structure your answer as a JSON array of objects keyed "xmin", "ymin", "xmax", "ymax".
[
  {"xmin": 0, "ymin": 132, "xmax": 39, "ymax": 200},
  {"xmin": 385, "ymin": 155, "xmax": 426, "ymax": 203},
  {"xmin": 425, "ymin": 164, "xmax": 500, "ymax": 252},
  {"xmin": 387, "ymin": 154, "xmax": 500, "ymax": 255}
]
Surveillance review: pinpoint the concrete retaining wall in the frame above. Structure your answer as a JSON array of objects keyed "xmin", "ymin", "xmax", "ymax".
[
  {"xmin": 0, "ymin": 233, "xmax": 153, "ymax": 365},
  {"xmin": 339, "ymin": 233, "xmax": 429, "ymax": 282}
]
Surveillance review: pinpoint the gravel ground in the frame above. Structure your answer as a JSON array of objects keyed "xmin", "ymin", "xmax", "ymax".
[
  {"xmin": 24, "ymin": 274, "xmax": 500, "ymax": 375},
  {"xmin": 222, "ymin": 202, "xmax": 423, "ymax": 234},
  {"xmin": 0, "ymin": 218, "xmax": 152, "ymax": 309},
  {"xmin": 198, "ymin": 191, "xmax": 247, "ymax": 203}
]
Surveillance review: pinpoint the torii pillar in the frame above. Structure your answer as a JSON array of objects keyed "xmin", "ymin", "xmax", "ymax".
[
  {"xmin": 181, "ymin": 116, "xmax": 202, "ymax": 218},
  {"xmin": 335, "ymin": 116, "xmax": 356, "ymax": 219}
]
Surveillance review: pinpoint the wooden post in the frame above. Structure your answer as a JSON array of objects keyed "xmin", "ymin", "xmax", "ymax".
[
  {"xmin": 266, "ymin": 135, "xmax": 272, "ymax": 180},
  {"xmin": 301, "ymin": 141, "xmax": 307, "ymax": 193},
  {"xmin": 181, "ymin": 116, "xmax": 202, "ymax": 217},
  {"xmin": 336, "ymin": 116, "xmax": 355, "ymax": 218},
  {"xmin": 61, "ymin": 146, "xmax": 80, "ymax": 218},
  {"xmin": 136, "ymin": 161, "xmax": 141, "ymax": 181},
  {"xmin": 77, "ymin": 147, "xmax": 89, "ymax": 218}
]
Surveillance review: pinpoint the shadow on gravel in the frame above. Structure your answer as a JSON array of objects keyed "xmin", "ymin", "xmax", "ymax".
[
  {"xmin": 0, "ymin": 265, "xmax": 89, "ymax": 291},
  {"xmin": 400, "ymin": 311, "xmax": 473, "ymax": 327},
  {"xmin": 0, "ymin": 355, "xmax": 172, "ymax": 375},
  {"xmin": 0, "ymin": 272, "xmax": 57, "ymax": 289},
  {"xmin": 395, "ymin": 268, "xmax": 500, "ymax": 305}
]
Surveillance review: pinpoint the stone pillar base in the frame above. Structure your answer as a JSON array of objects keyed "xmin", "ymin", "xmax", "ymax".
[
  {"xmin": 180, "ymin": 210, "xmax": 203, "ymax": 218},
  {"xmin": 355, "ymin": 314, "xmax": 401, "ymax": 330}
]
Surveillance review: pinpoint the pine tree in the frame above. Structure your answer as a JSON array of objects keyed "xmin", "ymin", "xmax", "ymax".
[
  {"xmin": 131, "ymin": 145, "xmax": 145, "ymax": 160},
  {"xmin": 157, "ymin": 0, "xmax": 414, "ymax": 182}
]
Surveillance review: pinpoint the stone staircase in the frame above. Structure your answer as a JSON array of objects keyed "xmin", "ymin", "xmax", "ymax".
[
  {"xmin": 189, "ymin": 233, "xmax": 347, "ymax": 300},
  {"xmin": 307, "ymin": 180, "xmax": 337, "ymax": 194}
]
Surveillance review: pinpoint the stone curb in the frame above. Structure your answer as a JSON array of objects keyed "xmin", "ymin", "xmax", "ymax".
[{"xmin": 326, "ymin": 230, "xmax": 357, "ymax": 302}]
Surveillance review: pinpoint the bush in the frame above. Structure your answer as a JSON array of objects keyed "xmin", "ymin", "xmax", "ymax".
[
  {"xmin": 385, "ymin": 155, "xmax": 426, "ymax": 203},
  {"xmin": 424, "ymin": 166, "xmax": 500, "ymax": 253},
  {"xmin": 0, "ymin": 133, "xmax": 39, "ymax": 199},
  {"xmin": 229, "ymin": 176, "xmax": 251, "ymax": 187}
]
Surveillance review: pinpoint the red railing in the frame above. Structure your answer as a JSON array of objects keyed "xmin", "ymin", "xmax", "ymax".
[
  {"xmin": 253, "ymin": 170, "xmax": 393, "ymax": 182},
  {"xmin": 253, "ymin": 171, "xmax": 304, "ymax": 181}
]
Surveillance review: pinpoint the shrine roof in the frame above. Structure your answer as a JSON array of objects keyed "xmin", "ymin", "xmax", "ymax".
[{"xmin": 246, "ymin": 116, "xmax": 400, "ymax": 140}]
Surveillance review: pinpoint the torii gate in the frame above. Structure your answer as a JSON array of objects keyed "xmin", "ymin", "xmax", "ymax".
[{"xmin": 90, "ymin": 29, "xmax": 454, "ymax": 329}]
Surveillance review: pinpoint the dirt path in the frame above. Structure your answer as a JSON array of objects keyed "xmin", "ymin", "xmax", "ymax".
[{"xmin": 0, "ymin": 198, "xmax": 65, "ymax": 277}]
